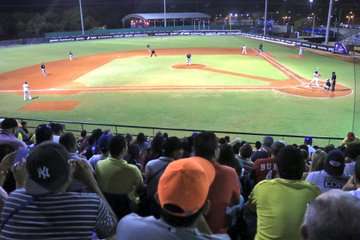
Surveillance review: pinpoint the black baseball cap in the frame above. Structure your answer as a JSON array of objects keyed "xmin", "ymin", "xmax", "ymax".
[{"xmin": 1, "ymin": 118, "xmax": 18, "ymax": 130}]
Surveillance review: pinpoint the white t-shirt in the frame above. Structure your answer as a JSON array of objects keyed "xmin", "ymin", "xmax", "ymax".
[
  {"xmin": 23, "ymin": 83, "xmax": 29, "ymax": 92},
  {"xmin": 306, "ymin": 170, "xmax": 349, "ymax": 193}
]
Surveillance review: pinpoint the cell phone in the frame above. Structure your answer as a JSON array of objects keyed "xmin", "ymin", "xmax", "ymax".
[{"xmin": 14, "ymin": 148, "xmax": 29, "ymax": 164}]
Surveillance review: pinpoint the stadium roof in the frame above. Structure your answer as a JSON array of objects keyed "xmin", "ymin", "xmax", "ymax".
[{"xmin": 122, "ymin": 12, "xmax": 211, "ymax": 22}]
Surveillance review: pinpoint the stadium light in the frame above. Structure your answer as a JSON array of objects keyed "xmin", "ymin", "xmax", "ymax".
[
  {"xmin": 324, "ymin": 0, "xmax": 333, "ymax": 44},
  {"xmin": 78, "ymin": 0, "xmax": 85, "ymax": 35},
  {"xmin": 263, "ymin": 0, "xmax": 268, "ymax": 37},
  {"xmin": 163, "ymin": 0, "xmax": 167, "ymax": 28}
]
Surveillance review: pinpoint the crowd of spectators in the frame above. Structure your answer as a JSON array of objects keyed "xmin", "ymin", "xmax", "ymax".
[{"xmin": 0, "ymin": 117, "xmax": 360, "ymax": 239}]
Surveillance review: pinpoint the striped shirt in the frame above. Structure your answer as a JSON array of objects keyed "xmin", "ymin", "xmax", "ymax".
[{"xmin": 0, "ymin": 189, "xmax": 116, "ymax": 240}]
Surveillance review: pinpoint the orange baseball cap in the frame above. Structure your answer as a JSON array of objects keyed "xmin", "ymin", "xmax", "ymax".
[{"xmin": 157, "ymin": 156, "xmax": 215, "ymax": 216}]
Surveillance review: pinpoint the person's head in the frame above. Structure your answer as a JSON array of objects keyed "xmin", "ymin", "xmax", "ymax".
[
  {"xmin": 232, "ymin": 142, "xmax": 241, "ymax": 155},
  {"xmin": 49, "ymin": 123, "xmax": 64, "ymax": 135},
  {"xmin": 35, "ymin": 124, "xmax": 53, "ymax": 144},
  {"xmin": 263, "ymin": 136, "xmax": 274, "ymax": 148},
  {"xmin": 1, "ymin": 118, "xmax": 18, "ymax": 134},
  {"xmin": 25, "ymin": 142, "xmax": 71, "ymax": 195},
  {"xmin": 97, "ymin": 132, "xmax": 112, "ymax": 155},
  {"xmin": 276, "ymin": 145, "xmax": 304, "ymax": 180},
  {"xmin": 240, "ymin": 143, "xmax": 253, "ymax": 159},
  {"xmin": 218, "ymin": 144, "xmax": 236, "ymax": 165},
  {"xmin": 163, "ymin": 137, "xmax": 183, "ymax": 159},
  {"xmin": 80, "ymin": 130, "xmax": 87, "ymax": 138},
  {"xmin": 127, "ymin": 144, "xmax": 140, "ymax": 161},
  {"xmin": 109, "ymin": 135, "xmax": 127, "ymax": 159},
  {"xmin": 125, "ymin": 133, "xmax": 133, "ymax": 145},
  {"xmin": 311, "ymin": 149, "xmax": 327, "ymax": 172},
  {"xmin": 21, "ymin": 121, "xmax": 27, "ymax": 129},
  {"xmin": 136, "ymin": 132, "xmax": 146, "ymax": 144},
  {"xmin": 24, "ymin": 81, "xmax": 28, "ymax": 84},
  {"xmin": 194, "ymin": 132, "xmax": 218, "ymax": 161},
  {"xmin": 271, "ymin": 141, "xmax": 286, "ymax": 157},
  {"xmin": 347, "ymin": 132, "xmax": 356, "ymax": 141},
  {"xmin": 324, "ymin": 144, "xmax": 335, "ymax": 153},
  {"xmin": 255, "ymin": 141, "xmax": 262, "ymax": 150},
  {"xmin": 304, "ymin": 136, "xmax": 313, "ymax": 146},
  {"xmin": 314, "ymin": 71, "xmax": 318, "ymax": 74},
  {"xmin": 345, "ymin": 143, "xmax": 360, "ymax": 160},
  {"xmin": 324, "ymin": 150, "xmax": 345, "ymax": 177},
  {"xmin": 301, "ymin": 190, "xmax": 360, "ymax": 240},
  {"xmin": 59, "ymin": 132, "xmax": 77, "ymax": 153},
  {"xmin": 157, "ymin": 157, "xmax": 215, "ymax": 227},
  {"xmin": 151, "ymin": 134, "xmax": 165, "ymax": 155},
  {"xmin": 332, "ymin": 72, "xmax": 336, "ymax": 75}
]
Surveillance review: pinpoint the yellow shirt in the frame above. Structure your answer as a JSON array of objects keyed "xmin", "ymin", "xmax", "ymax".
[
  {"xmin": 249, "ymin": 178, "xmax": 320, "ymax": 240},
  {"xmin": 96, "ymin": 157, "xmax": 143, "ymax": 200}
]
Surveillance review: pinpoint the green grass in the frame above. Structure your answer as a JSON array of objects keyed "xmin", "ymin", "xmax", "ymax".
[
  {"xmin": 75, "ymin": 55, "xmax": 286, "ymax": 87},
  {"xmin": 0, "ymin": 35, "xmax": 359, "ymax": 142}
]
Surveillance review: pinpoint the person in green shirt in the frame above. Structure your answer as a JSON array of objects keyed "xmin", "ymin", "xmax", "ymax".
[{"xmin": 246, "ymin": 145, "xmax": 320, "ymax": 240}]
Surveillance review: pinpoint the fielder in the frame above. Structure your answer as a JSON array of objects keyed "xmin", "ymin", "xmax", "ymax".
[
  {"xmin": 146, "ymin": 44, "xmax": 157, "ymax": 57},
  {"xmin": 241, "ymin": 45, "xmax": 247, "ymax": 55},
  {"xmin": 298, "ymin": 47, "xmax": 304, "ymax": 56},
  {"xmin": 40, "ymin": 63, "xmax": 47, "ymax": 77},
  {"xmin": 186, "ymin": 53, "xmax": 192, "ymax": 65},
  {"xmin": 310, "ymin": 70, "xmax": 321, "ymax": 87},
  {"xmin": 23, "ymin": 81, "xmax": 32, "ymax": 101},
  {"xmin": 324, "ymin": 79, "xmax": 331, "ymax": 91},
  {"xmin": 258, "ymin": 43, "xmax": 264, "ymax": 55},
  {"xmin": 68, "ymin": 51, "xmax": 74, "ymax": 61},
  {"xmin": 331, "ymin": 72, "xmax": 337, "ymax": 92}
]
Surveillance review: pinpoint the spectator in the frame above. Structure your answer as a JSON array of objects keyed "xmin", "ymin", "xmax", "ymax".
[
  {"xmin": 310, "ymin": 149, "xmax": 327, "ymax": 172},
  {"xmin": 125, "ymin": 144, "xmax": 142, "ymax": 169},
  {"xmin": 206, "ymin": 142, "xmax": 241, "ymax": 234},
  {"xmin": 252, "ymin": 141, "xmax": 285, "ymax": 183},
  {"xmin": 254, "ymin": 141, "xmax": 262, "ymax": 151},
  {"xmin": 136, "ymin": 132, "xmax": 150, "ymax": 154},
  {"xmin": 145, "ymin": 137, "xmax": 183, "ymax": 203},
  {"xmin": 16, "ymin": 121, "xmax": 31, "ymax": 144},
  {"xmin": 342, "ymin": 132, "xmax": 360, "ymax": 147},
  {"xmin": 306, "ymin": 150, "xmax": 349, "ymax": 193},
  {"xmin": 96, "ymin": 135, "xmax": 143, "ymax": 204},
  {"xmin": 238, "ymin": 143, "xmax": 254, "ymax": 177},
  {"xmin": 59, "ymin": 132, "xmax": 86, "ymax": 161},
  {"xmin": 49, "ymin": 123, "xmax": 64, "ymax": 143},
  {"xmin": 323, "ymin": 144, "xmax": 335, "ymax": 153},
  {"xmin": 262, "ymin": 136, "xmax": 273, "ymax": 152},
  {"xmin": 34, "ymin": 124, "xmax": 53, "ymax": 145},
  {"xmin": 145, "ymin": 133, "xmax": 165, "ymax": 164},
  {"xmin": 77, "ymin": 129, "xmax": 87, "ymax": 147},
  {"xmin": 89, "ymin": 131, "xmax": 112, "ymax": 170},
  {"xmin": 343, "ymin": 159, "xmax": 360, "ymax": 199},
  {"xmin": 247, "ymin": 145, "xmax": 320, "ymax": 240},
  {"xmin": 218, "ymin": 144, "xmax": 241, "ymax": 176},
  {"xmin": 304, "ymin": 136, "xmax": 315, "ymax": 158},
  {"xmin": 344, "ymin": 143, "xmax": 360, "ymax": 176},
  {"xmin": 0, "ymin": 118, "xmax": 26, "ymax": 150},
  {"xmin": 0, "ymin": 142, "xmax": 117, "ymax": 239},
  {"xmin": 301, "ymin": 190, "xmax": 360, "ymax": 240},
  {"xmin": 117, "ymin": 152, "xmax": 230, "ymax": 240}
]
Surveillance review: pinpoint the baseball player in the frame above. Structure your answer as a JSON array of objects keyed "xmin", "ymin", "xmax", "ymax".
[
  {"xmin": 186, "ymin": 53, "xmax": 192, "ymax": 65},
  {"xmin": 258, "ymin": 43, "xmax": 264, "ymax": 55},
  {"xmin": 241, "ymin": 45, "xmax": 247, "ymax": 55},
  {"xmin": 40, "ymin": 63, "xmax": 47, "ymax": 77},
  {"xmin": 324, "ymin": 79, "xmax": 331, "ymax": 91},
  {"xmin": 23, "ymin": 81, "xmax": 32, "ymax": 101},
  {"xmin": 68, "ymin": 51, "xmax": 74, "ymax": 61},
  {"xmin": 331, "ymin": 72, "xmax": 337, "ymax": 92},
  {"xmin": 310, "ymin": 70, "xmax": 321, "ymax": 87},
  {"xmin": 146, "ymin": 44, "xmax": 157, "ymax": 57},
  {"xmin": 298, "ymin": 46, "xmax": 304, "ymax": 56}
]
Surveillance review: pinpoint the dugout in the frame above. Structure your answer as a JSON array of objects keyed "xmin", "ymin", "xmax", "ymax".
[{"xmin": 122, "ymin": 12, "xmax": 211, "ymax": 29}]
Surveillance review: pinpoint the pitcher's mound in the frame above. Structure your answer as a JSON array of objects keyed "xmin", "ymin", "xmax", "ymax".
[{"xmin": 172, "ymin": 64, "xmax": 206, "ymax": 69}]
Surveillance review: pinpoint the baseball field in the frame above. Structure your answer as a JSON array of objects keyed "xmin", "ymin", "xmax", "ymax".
[{"xmin": 0, "ymin": 35, "xmax": 359, "ymax": 142}]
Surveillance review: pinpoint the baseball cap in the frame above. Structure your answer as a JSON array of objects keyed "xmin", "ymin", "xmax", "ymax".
[
  {"xmin": 1, "ymin": 118, "xmax": 18, "ymax": 130},
  {"xmin": 157, "ymin": 157, "xmax": 215, "ymax": 217},
  {"xmin": 98, "ymin": 132, "xmax": 113, "ymax": 152},
  {"xmin": 324, "ymin": 150, "xmax": 345, "ymax": 176},
  {"xmin": 25, "ymin": 142, "xmax": 70, "ymax": 195}
]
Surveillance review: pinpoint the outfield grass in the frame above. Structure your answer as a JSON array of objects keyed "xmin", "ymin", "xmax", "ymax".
[
  {"xmin": 0, "ymin": 36, "xmax": 359, "ymax": 142},
  {"xmin": 75, "ymin": 55, "xmax": 286, "ymax": 87}
]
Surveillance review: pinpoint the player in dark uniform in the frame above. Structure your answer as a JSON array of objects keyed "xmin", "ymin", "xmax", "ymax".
[
  {"xmin": 331, "ymin": 72, "xmax": 336, "ymax": 92},
  {"xmin": 258, "ymin": 43, "xmax": 264, "ymax": 56},
  {"xmin": 40, "ymin": 63, "xmax": 47, "ymax": 77},
  {"xmin": 146, "ymin": 44, "xmax": 157, "ymax": 57},
  {"xmin": 324, "ymin": 79, "xmax": 331, "ymax": 91}
]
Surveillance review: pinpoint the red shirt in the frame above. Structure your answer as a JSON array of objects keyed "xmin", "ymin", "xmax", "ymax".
[
  {"xmin": 205, "ymin": 163, "xmax": 241, "ymax": 233},
  {"xmin": 253, "ymin": 157, "xmax": 277, "ymax": 183}
]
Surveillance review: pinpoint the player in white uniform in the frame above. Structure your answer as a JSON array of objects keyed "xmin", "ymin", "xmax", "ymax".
[
  {"xmin": 69, "ymin": 51, "xmax": 74, "ymax": 61},
  {"xmin": 23, "ymin": 81, "xmax": 32, "ymax": 101},
  {"xmin": 186, "ymin": 53, "xmax": 192, "ymax": 65},
  {"xmin": 241, "ymin": 45, "xmax": 247, "ymax": 55},
  {"xmin": 310, "ymin": 71, "xmax": 321, "ymax": 87},
  {"xmin": 298, "ymin": 47, "xmax": 304, "ymax": 56}
]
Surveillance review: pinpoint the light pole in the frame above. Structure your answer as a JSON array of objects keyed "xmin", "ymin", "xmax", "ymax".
[
  {"xmin": 163, "ymin": 0, "xmax": 167, "ymax": 28},
  {"xmin": 263, "ymin": 0, "xmax": 268, "ymax": 37},
  {"xmin": 325, "ymin": 0, "xmax": 334, "ymax": 45},
  {"xmin": 78, "ymin": 0, "xmax": 85, "ymax": 35}
]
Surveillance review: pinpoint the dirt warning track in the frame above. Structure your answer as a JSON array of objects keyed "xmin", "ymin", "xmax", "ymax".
[{"xmin": 0, "ymin": 48, "xmax": 352, "ymax": 98}]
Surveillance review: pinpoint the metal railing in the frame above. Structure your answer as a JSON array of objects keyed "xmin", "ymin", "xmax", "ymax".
[{"xmin": 3, "ymin": 116, "xmax": 344, "ymax": 146}]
